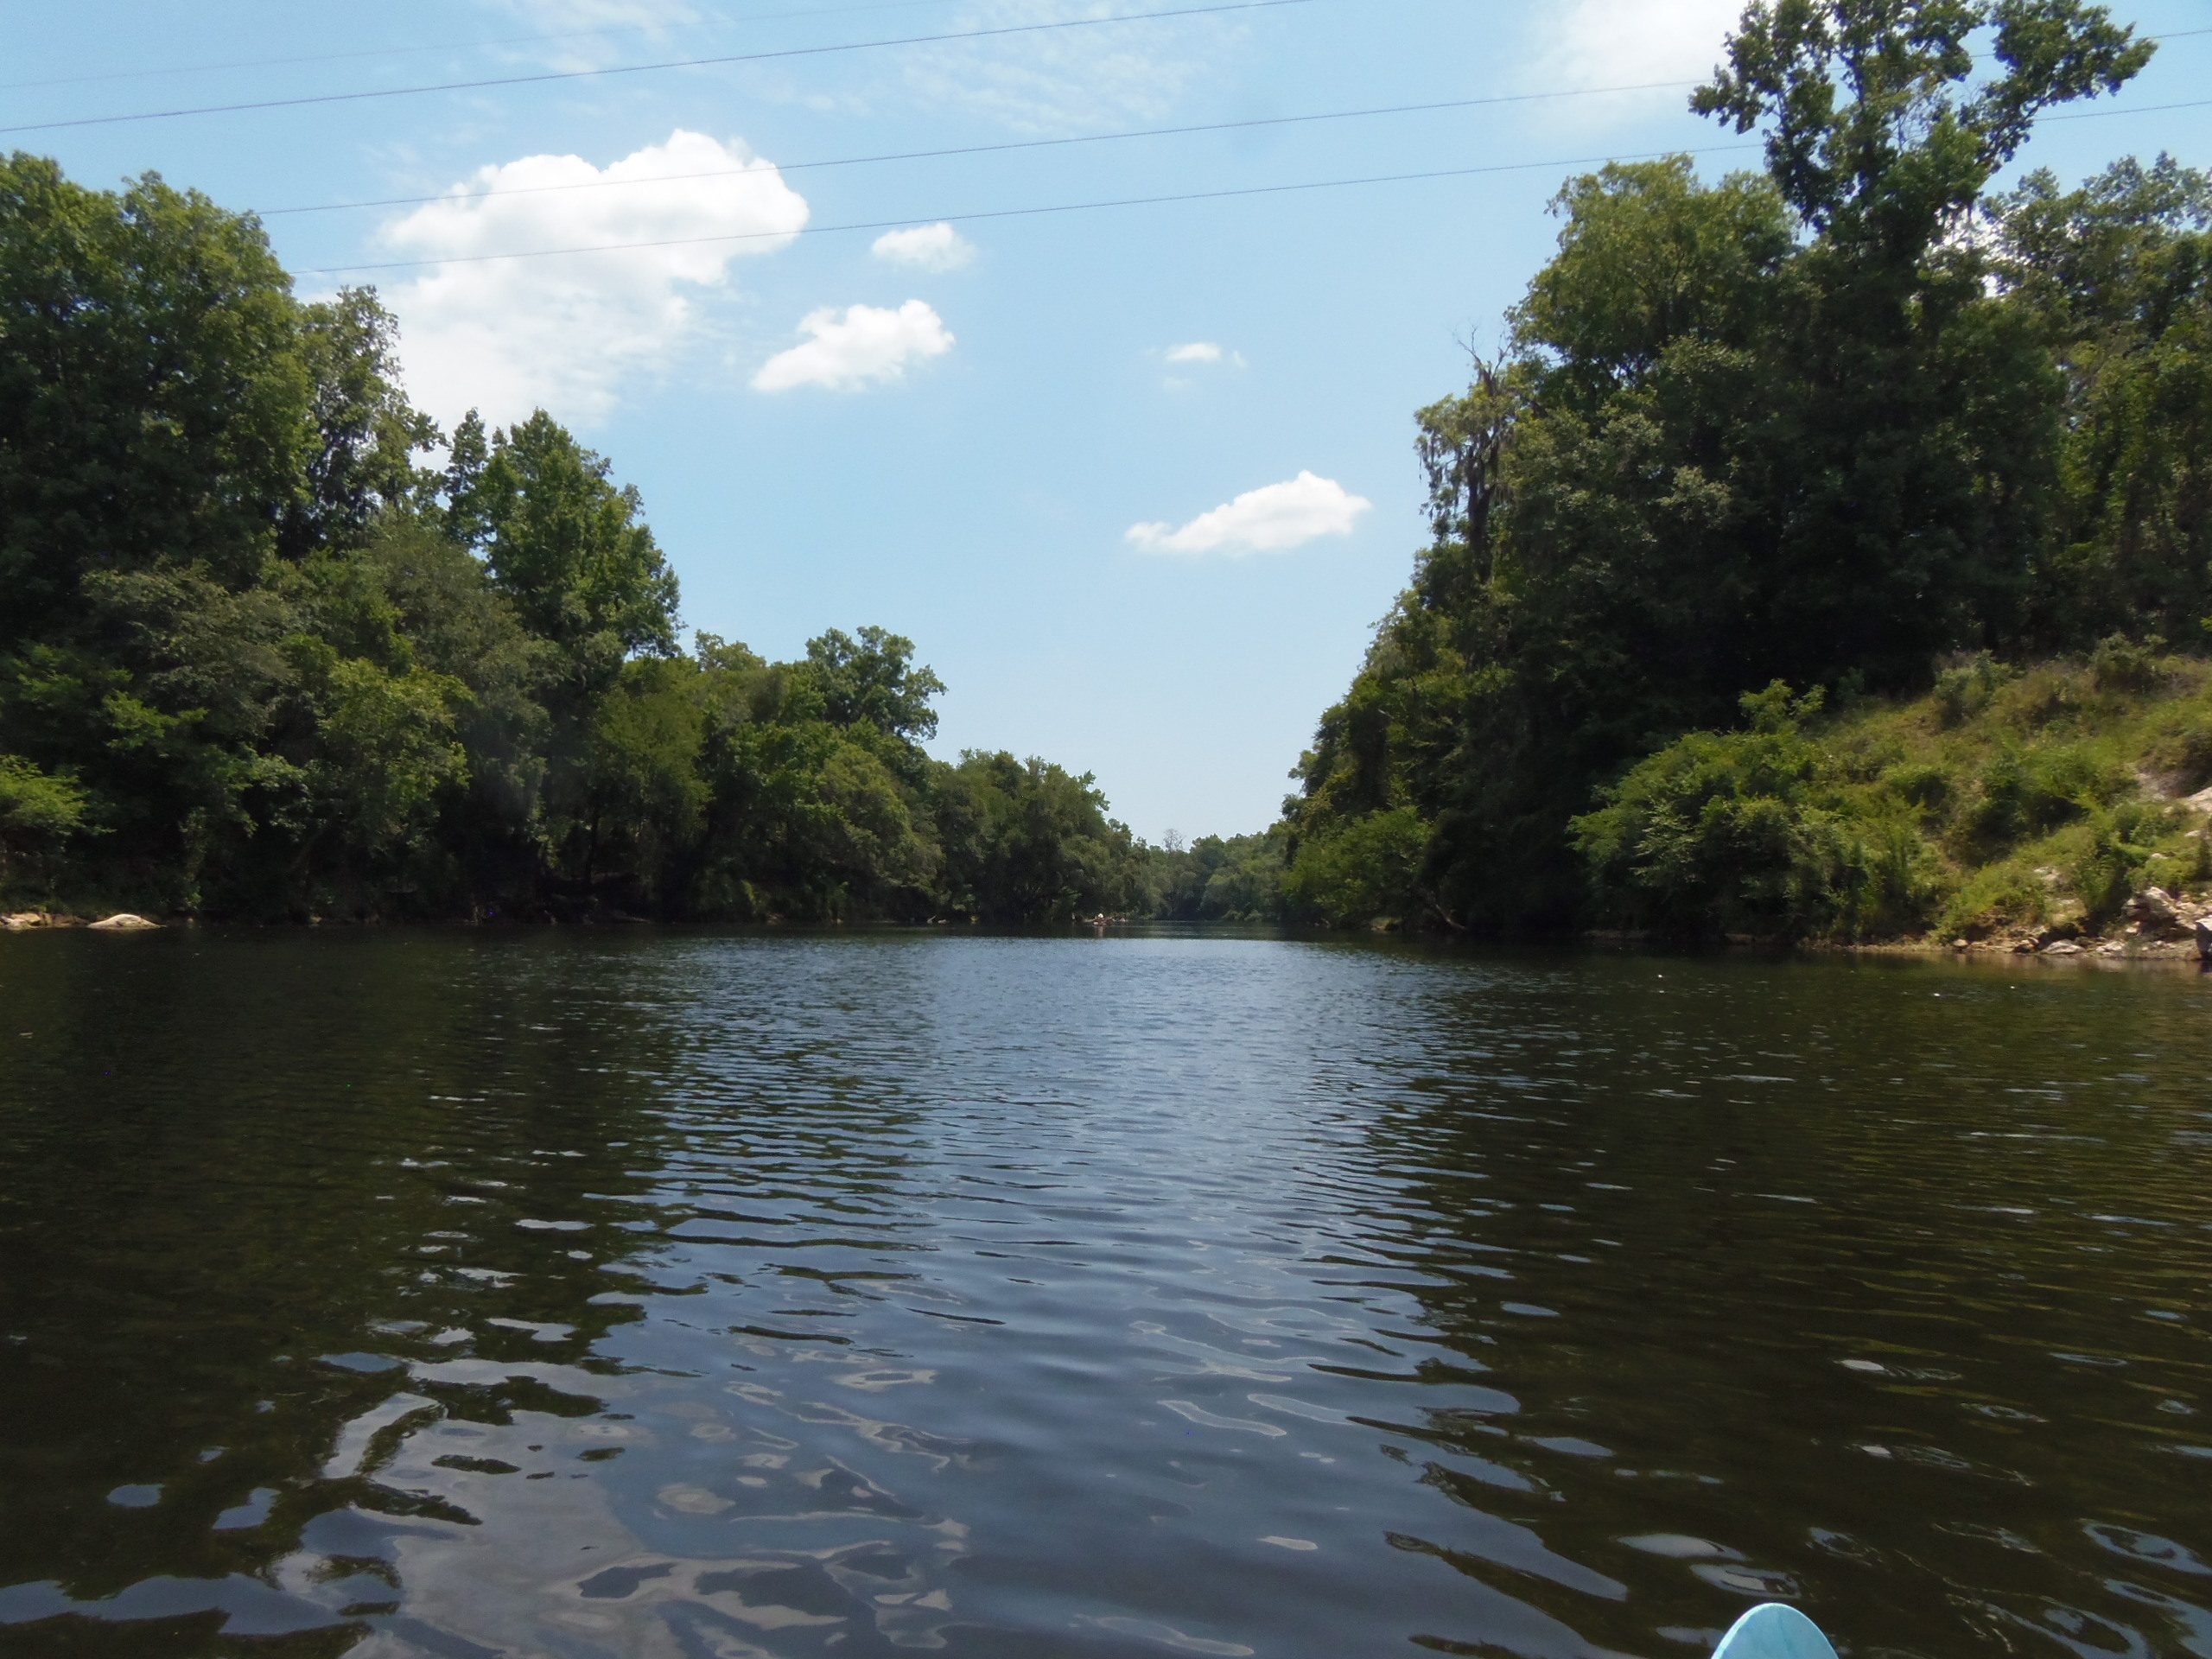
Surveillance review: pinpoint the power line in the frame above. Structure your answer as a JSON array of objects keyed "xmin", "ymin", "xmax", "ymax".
[
  {"xmin": 10, "ymin": 15, "xmax": 2198, "ymax": 132},
  {"xmin": 0, "ymin": 0, "xmax": 963, "ymax": 95},
  {"xmin": 298, "ymin": 144, "xmax": 1770, "ymax": 276},
  {"xmin": 0, "ymin": 0, "xmax": 1313, "ymax": 138},
  {"xmin": 2038, "ymin": 93, "xmax": 2212, "ymax": 124},
  {"xmin": 256, "ymin": 80, "xmax": 1708, "ymax": 219},
  {"xmin": 283, "ymin": 80, "xmax": 2212, "ymax": 279},
  {"xmin": 238, "ymin": 23, "xmax": 2212, "ymax": 225},
  {"xmin": 248, "ymin": 73, "xmax": 2212, "ymax": 230}
]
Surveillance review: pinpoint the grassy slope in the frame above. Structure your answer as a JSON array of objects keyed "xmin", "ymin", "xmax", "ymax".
[{"xmin": 1808, "ymin": 647, "xmax": 2212, "ymax": 945}]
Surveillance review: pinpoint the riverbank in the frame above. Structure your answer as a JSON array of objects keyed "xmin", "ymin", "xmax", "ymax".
[
  {"xmin": 1, "ymin": 912, "xmax": 159, "ymax": 931},
  {"xmin": 1572, "ymin": 650, "xmax": 2212, "ymax": 950}
]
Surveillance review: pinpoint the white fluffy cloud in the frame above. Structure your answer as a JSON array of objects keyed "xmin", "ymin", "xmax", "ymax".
[
  {"xmin": 1127, "ymin": 473, "xmax": 1371, "ymax": 557},
  {"xmin": 872, "ymin": 223, "xmax": 977, "ymax": 272},
  {"xmin": 381, "ymin": 130, "xmax": 808, "ymax": 428},
  {"xmin": 753, "ymin": 301, "xmax": 955, "ymax": 392},
  {"xmin": 1531, "ymin": 0, "xmax": 1739, "ymax": 111},
  {"xmin": 1164, "ymin": 342, "xmax": 1222, "ymax": 364}
]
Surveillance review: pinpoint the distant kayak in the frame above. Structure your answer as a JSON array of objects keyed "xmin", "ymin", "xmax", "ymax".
[{"xmin": 1712, "ymin": 1605, "xmax": 1839, "ymax": 1659}]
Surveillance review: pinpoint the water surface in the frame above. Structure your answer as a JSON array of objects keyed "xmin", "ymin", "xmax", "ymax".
[{"xmin": 1, "ymin": 930, "xmax": 2208, "ymax": 1659}]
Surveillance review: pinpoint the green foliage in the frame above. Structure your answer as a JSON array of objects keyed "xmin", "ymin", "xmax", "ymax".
[
  {"xmin": 1283, "ymin": 807, "xmax": 1433, "ymax": 928},
  {"xmin": 1693, "ymin": 0, "xmax": 2150, "ymax": 245},
  {"xmin": 2068, "ymin": 798, "xmax": 2171, "ymax": 924},
  {"xmin": 1999, "ymin": 157, "xmax": 2212, "ymax": 644},
  {"xmin": 1148, "ymin": 828, "xmax": 1287, "ymax": 922},
  {"xmin": 454, "ymin": 411, "xmax": 680, "ymax": 704},
  {"xmin": 0, "ymin": 152, "xmax": 310, "ymax": 631},
  {"xmin": 1570, "ymin": 683, "xmax": 1942, "ymax": 940},
  {"xmin": 798, "ymin": 627, "xmax": 947, "ymax": 746},
  {"xmin": 1291, "ymin": 0, "xmax": 2186, "ymax": 936},
  {"xmin": 0, "ymin": 755, "xmax": 87, "ymax": 887},
  {"xmin": 931, "ymin": 753, "xmax": 1144, "ymax": 924},
  {"xmin": 0, "ymin": 153, "xmax": 1211, "ymax": 925},
  {"xmin": 2089, "ymin": 631, "xmax": 2167, "ymax": 693},
  {"xmin": 1934, "ymin": 653, "xmax": 2016, "ymax": 725},
  {"xmin": 1574, "ymin": 654, "xmax": 2212, "ymax": 944}
]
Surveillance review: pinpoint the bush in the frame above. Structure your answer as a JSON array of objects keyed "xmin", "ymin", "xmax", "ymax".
[
  {"xmin": 1571, "ymin": 683, "xmax": 1890, "ymax": 938},
  {"xmin": 2090, "ymin": 632, "xmax": 2167, "ymax": 695},
  {"xmin": 1934, "ymin": 653, "xmax": 2014, "ymax": 726},
  {"xmin": 1283, "ymin": 807, "xmax": 1432, "ymax": 926},
  {"xmin": 2069, "ymin": 800, "xmax": 2172, "ymax": 924},
  {"xmin": 1960, "ymin": 741, "xmax": 2129, "ymax": 849},
  {"xmin": 0, "ymin": 754, "xmax": 89, "ymax": 894},
  {"xmin": 1882, "ymin": 760, "xmax": 1951, "ymax": 809},
  {"xmin": 1936, "ymin": 861, "xmax": 2055, "ymax": 941}
]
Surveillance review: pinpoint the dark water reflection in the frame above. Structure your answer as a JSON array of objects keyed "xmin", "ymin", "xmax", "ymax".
[{"xmin": 0, "ymin": 931, "xmax": 2208, "ymax": 1659}]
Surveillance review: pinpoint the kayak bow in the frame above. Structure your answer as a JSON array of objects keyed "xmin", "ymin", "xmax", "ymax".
[{"xmin": 1710, "ymin": 1604, "xmax": 1839, "ymax": 1659}]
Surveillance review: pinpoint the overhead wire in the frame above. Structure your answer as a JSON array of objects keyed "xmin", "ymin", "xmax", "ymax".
[
  {"xmin": 254, "ymin": 80, "xmax": 1710, "ymax": 219},
  {"xmin": 286, "ymin": 82, "xmax": 2212, "ymax": 279},
  {"xmin": 226, "ymin": 19, "xmax": 2212, "ymax": 225},
  {"xmin": 298, "ymin": 143, "xmax": 1773, "ymax": 276},
  {"xmin": 14, "ymin": 8, "xmax": 2203, "ymax": 276},
  {"xmin": 10, "ymin": 15, "xmax": 2202, "ymax": 137},
  {"xmin": 0, "ymin": 0, "xmax": 1315, "ymax": 137}
]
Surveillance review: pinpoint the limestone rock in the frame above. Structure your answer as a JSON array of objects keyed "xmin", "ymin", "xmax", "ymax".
[
  {"xmin": 2127, "ymin": 886, "xmax": 2180, "ymax": 923},
  {"xmin": 2198, "ymin": 917, "xmax": 2212, "ymax": 962},
  {"xmin": 1, "ymin": 912, "xmax": 47, "ymax": 931},
  {"xmin": 2123, "ymin": 887, "xmax": 2196, "ymax": 941},
  {"xmin": 87, "ymin": 913, "xmax": 158, "ymax": 931},
  {"xmin": 2041, "ymin": 939, "xmax": 2083, "ymax": 956}
]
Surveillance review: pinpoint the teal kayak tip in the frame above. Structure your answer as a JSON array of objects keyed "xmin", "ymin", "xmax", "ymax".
[{"xmin": 1711, "ymin": 1604, "xmax": 1840, "ymax": 1659}]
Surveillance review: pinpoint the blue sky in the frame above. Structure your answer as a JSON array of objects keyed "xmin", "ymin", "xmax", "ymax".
[{"xmin": 10, "ymin": 0, "xmax": 2211, "ymax": 841}]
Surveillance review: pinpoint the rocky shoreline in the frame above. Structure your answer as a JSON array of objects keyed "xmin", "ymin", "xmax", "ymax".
[
  {"xmin": 10, "ymin": 902, "xmax": 2210, "ymax": 964},
  {"xmin": 1598, "ymin": 883, "xmax": 2212, "ymax": 964},
  {"xmin": 1938, "ymin": 885, "xmax": 2212, "ymax": 964},
  {"xmin": 2, "ymin": 912, "xmax": 161, "ymax": 931}
]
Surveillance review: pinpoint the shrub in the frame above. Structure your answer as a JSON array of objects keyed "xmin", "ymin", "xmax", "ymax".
[
  {"xmin": 1961, "ymin": 741, "xmax": 2129, "ymax": 849},
  {"xmin": 1882, "ymin": 760, "xmax": 1951, "ymax": 810},
  {"xmin": 1283, "ymin": 807, "xmax": 1432, "ymax": 926},
  {"xmin": 1936, "ymin": 861, "xmax": 2054, "ymax": 940},
  {"xmin": 1572, "ymin": 683, "xmax": 1880, "ymax": 938},
  {"xmin": 2090, "ymin": 632, "xmax": 2167, "ymax": 695},
  {"xmin": 2069, "ymin": 800, "xmax": 2171, "ymax": 924},
  {"xmin": 1934, "ymin": 653, "xmax": 2013, "ymax": 726}
]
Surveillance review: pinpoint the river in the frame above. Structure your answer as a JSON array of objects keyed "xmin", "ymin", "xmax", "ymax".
[{"xmin": 0, "ymin": 929, "xmax": 2207, "ymax": 1659}]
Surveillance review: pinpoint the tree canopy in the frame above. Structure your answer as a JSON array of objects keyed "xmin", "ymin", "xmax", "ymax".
[
  {"xmin": 1284, "ymin": 0, "xmax": 2200, "ymax": 934},
  {"xmin": 0, "ymin": 149, "xmax": 1265, "ymax": 925}
]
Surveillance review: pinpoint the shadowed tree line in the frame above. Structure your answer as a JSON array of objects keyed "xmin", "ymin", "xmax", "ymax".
[
  {"xmin": 14, "ymin": 0, "xmax": 2200, "ymax": 939},
  {"xmin": 1281, "ymin": 0, "xmax": 2212, "ymax": 938},
  {"xmin": 0, "ymin": 153, "xmax": 1279, "ymax": 924}
]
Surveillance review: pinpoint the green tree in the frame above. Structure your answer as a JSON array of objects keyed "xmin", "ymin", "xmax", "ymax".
[
  {"xmin": 797, "ymin": 626, "xmax": 947, "ymax": 746},
  {"xmin": 1692, "ymin": 0, "xmax": 2152, "ymax": 680},
  {"xmin": 280, "ymin": 288, "xmax": 436, "ymax": 558},
  {"xmin": 0, "ymin": 755, "xmax": 87, "ymax": 889},
  {"xmin": 0, "ymin": 153, "xmax": 311, "ymax": 633},
  {"xmin": 1291, "ymin": 0, "xmax": 2153, "ymax": 931},
  {"xmin": 931, "ymin": 753, "xmax": 1144, "ymax": 923},
  {"xmin": 461, "ymin": 411, "xmax": 680, "ymax": 706},
  {"xmin": 1998, "ymin": 156, "xmax": 2212, "ymax": 644},
  {"xmin": 573, "ymin": 658, "xmax": 709, "ymax": 912}
]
